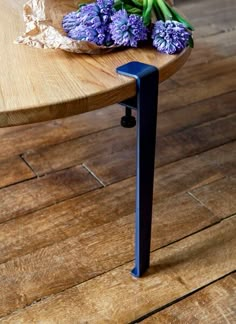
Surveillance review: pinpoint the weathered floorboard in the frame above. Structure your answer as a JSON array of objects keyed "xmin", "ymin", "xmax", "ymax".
[
  {"xmin": 0, "ymin": 158, "xmax": 221, "ymax": 264},
  {"xmin": 0, "ymin": 191, "xmax": 217, "ymax": 317},
  {"xmin": 84, "ymin": 114, "xmax": 236, "ymax": 185},
  {"xmin": 142, "ymin": 274, "xmax": 236, "ymax": 323},
  {"xmin": 176, "ymin": 0, "xmax": 236, "ymax": 37},
  {"xmin": 0, "ymin": 105, "xmax": 121, "ymax": 160},
  {"xmin": 199, "ymin": 141, "xmax": 236, "ymax": 177},
  {"xmin": 178, "ymin": 30, "xmax": 236, "ymax": 67},
  {"xmin": 0, "ymin": 165, "xmax": 101, "ymax": 224},
  {"xmin": 1, "ymin": 216, "xmax": 235, "ymax": 323},
  {"xmin": 172, "ymin": 56, "xmax": 236, "ymax": 86},
  {"xmin": 23, "ymin": 125, "xmax": 134, "ymax": 176},
  {"xmin": 159, "ymin": 72, "xmax": 236, "ymax": 112},
  {"xmin": 22, "ymin": 113, "xmax": 236, "ymax": 181},
  {"xmin": 158, "ymin": 91, "xmax": 236, "ymax": 136},
  {"xmin": 190, "ymin": 176, "xmax": 236, "ymax": 219},
  {"xmin": 0, "ymin": 156, "xmax": 34, "ymax": 189}
]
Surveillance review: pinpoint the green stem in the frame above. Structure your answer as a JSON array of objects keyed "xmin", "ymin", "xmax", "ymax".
[
  {"xmin": 142, "ymin": 0, "xmax": 154, "ymax": 25},
  {"xmin": 156, "ymin": 0, "xmax": 172, "ymax": 20},
  {"xmin": 153, "ymin": 0, "xmax": 164, "ymax": 21}
]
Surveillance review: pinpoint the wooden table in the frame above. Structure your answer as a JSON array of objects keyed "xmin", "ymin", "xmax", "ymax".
[{"xmin": 1, "ymin": 0, "xmax": 191, "ymax": 276}]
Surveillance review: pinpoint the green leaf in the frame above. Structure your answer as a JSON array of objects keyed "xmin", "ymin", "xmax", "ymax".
[
  {"xmin": 114, "ymin": 0, "xmax": 123, "ymax": 10},
  {"xmin": 124, "ymin": 4, "xmax": 142, "ymax": 14},
  {"xmin": 130, "ymin": 0, "xmax": 143, "ymax": 8},
  {"xmin": 166, "ymin": 2, "xmax": 194, "ymax": 30},
  {"xmin": 188, "ymin": 35, "xmax": 194, "ymax": 48}
]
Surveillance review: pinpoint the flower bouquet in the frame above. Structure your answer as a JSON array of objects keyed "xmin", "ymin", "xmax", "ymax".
[{"xmin": 17, "ymin": 0, "xmax": 193, "ymax": 55}]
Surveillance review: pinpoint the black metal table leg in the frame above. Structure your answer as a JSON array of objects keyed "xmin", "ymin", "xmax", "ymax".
[{"xmin": 117, "ymin": 61, "xmax": 159, "ymax": 277}]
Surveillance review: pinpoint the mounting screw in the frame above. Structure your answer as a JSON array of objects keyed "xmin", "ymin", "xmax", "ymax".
[{"xmin": 121, "ymin": 107, "xmax": 136, "ymax": 128}]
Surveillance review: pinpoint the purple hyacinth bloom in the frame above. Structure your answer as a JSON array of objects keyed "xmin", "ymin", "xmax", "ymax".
[
  {"xmin": 76, "ymin": 3, "xmax": 101, "ymax": 29},
  {"xmin": 152, "ymin": 20, "xmax": 191, "ymax": 54},
  {"xmin": 62, "ymin": 11, "xmax": 80, "ymax": 33},
  {"xmin": 97, "ymin": 0, "xmax": 115, "ymax": 23},
  {"xmin": 109, "ymin": 10, "xmax": 148, "ymax": 47},
  {"xmin": 68, "ymin": 24, "xmax": 107, "ymax": 45},
  {"xmin": 62, "ymin": 0, "xmax": 114, "ymax": 45}
]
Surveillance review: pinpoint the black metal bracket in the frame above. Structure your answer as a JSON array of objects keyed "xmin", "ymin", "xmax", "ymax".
[{"xmin": 117, "ymin": 61, "xmax": 159, "ymax": 277}]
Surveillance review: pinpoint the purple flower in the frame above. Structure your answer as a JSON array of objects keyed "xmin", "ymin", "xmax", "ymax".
[
  {"xmin": 97, "ymin": 0, "xmax": 115, "ymax": 23},
  {"xmin": 76, "ymin": 4, "xmax": 102, "ymax": 29},
  {"xmin": 152, "ymin": 20, "xmax": 191, "ymax": 54},
  {"xmin": 62, "ymin": 11, "xmax": 80, "ymax": 33},
  {"xmin": 62, "ymin": 0, "xmax": 115, "ymax": 46},
  {"xmin": 109, "ymin": 10, "xmax": 148, "ymax": 47},
  {"xmin": 68, "ymin": 25, "xmax": 107, "ymax": 45}
]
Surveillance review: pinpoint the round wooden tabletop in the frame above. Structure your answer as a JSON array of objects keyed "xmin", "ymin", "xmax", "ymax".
[{"xmin": 0, "ymin": 0, "xmax": 191, "ymax": 127}]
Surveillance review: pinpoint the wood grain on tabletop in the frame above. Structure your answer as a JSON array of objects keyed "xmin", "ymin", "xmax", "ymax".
[
  {"xmin": 1, "ymin": 216, "xmax": 235, "ymax": 323},
  {"xmin": 0, "ymin": 0, "xmax": 190, "ymax": 127},
  {"xmin": 143, "ymin": 274, "xmax": 236, "ymax": 323}
]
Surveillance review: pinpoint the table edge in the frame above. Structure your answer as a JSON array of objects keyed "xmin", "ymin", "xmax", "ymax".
[{"xmin": 0, "ymin": 47, "xmax": 191, "ymax": 127}]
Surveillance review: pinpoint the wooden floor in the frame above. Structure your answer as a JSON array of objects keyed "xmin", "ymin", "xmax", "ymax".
[{"xmin": 0, "ymin": 0, "xmax": 236, "ymax": 322}]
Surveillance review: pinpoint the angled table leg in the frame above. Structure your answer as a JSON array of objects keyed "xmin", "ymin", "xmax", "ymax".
[{"xmin": 117, "ymin": 62, "xmax": 159, "ymax": 277}]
